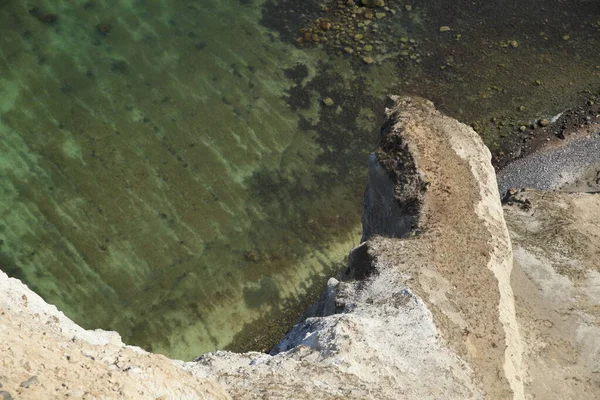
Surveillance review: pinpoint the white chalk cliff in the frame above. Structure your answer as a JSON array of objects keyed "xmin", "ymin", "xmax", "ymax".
[{"xmin": 1, "ymin": 97, "xmax": 599, "ymax": 399}]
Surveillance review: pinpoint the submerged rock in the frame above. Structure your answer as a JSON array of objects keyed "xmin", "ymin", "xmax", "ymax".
[
  {"xmin": 361, "ymin": 0, "xmax": 385, "ymax": 8},
  {"xmin": 322, "ymin": 97, "xmax": 335, "ymax": 106}
]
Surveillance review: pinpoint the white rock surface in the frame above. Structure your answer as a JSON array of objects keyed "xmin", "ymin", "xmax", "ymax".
[
  {"xmin": 0, "ymin": 269, "xmax": 229, "ymax": 399},
  {"xmin": 504, "ymin": 189, "xmax": 600, "ymax": 399},
  {"xmin": 185, "ymin": 266, "xmax": 483, "ymax": 399}
]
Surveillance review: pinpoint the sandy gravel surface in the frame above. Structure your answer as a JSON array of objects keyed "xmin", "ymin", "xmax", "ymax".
[{"xmin": 497, "ymin": 131, "xmax": 600, "ymax": 194}]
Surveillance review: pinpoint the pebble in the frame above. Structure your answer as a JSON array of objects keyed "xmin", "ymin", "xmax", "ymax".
[
  {"xmin": 510, "ymin": 40, "xmax": 519, "ymax": 48},
  {"xmin": 362, "ymin": 56, "xmax": 375, "ymax": 64},
  {"xmin": 322, "ymin": 97, "xmax": 335, "ymax": 106},
  {"xmin": 539, "ymin": 118, "xmax": 549, "ymax": 127},
  {"xmin": 519, "ymin": 125, "xmax": 527, "ymax": 132},
  {"xmin": 20, "ymin": 376, "xmax": 39, "ymax": 388},
  {"xmin": 439, "ymin": 26, "xmax": 451, "ymax": 32},
  {"xmin": 404, "ymin": 4, "xmax": 412, "ymax": 11},
  {"xmin": 0, "ymin": 391, "xmax": 13, "ymax": 400}
]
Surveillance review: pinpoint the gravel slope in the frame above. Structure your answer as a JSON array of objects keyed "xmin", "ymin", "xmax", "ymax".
[{"xmin": 497, "ymin": 132, "xmax": 600, "ymax": 194}]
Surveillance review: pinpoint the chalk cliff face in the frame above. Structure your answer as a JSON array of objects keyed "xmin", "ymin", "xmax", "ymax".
[
  {"xmin": 1, "ymin": 96, "xmax": 599, "ymax": 399},
  {"xmin": 504, "ymin": 189, "xmax": 600, "ymax": 399}
]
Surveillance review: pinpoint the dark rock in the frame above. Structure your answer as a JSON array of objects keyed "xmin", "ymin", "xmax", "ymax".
[
  {"xmin": 501, "ymin": 188, "xmax": 532, "ymax": 211},
  {"xmin": 344, "ymin": 242, "xmax": 375, "ymax": 280},
  {"xmin": 110, "ymin": 59, "xmax": 129, "ymax": 74},
  {"xmin": 361, "ymin": 100, "xmax": 426, "ymax": 242},
  {"xmin": 96, "ymin": 23, "xmax": 112, "ymax": 36},
  {"xmin": 39, "ymin": 13, "xmax": 59, "ymax": 25},
  {"xmin": 244, "ymin": 251, "xmax": 259, "ymax": 263}
]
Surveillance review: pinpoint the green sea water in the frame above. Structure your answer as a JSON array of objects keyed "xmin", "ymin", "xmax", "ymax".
[{"xmin": 1, "ymin": 0, "xmax": 599, "ymax": 360}]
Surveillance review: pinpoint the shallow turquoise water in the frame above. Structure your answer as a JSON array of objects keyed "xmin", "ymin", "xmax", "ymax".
[{"xmin": 1, "ymin": 0, "xmax": 599, "ymax": 360}]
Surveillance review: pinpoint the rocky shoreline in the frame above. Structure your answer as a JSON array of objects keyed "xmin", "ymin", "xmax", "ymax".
[
  {"xmin": 492, "ymin": 98, "xmax": 600, "ymax": 171},
  {"xmin": 2, "ymin": 96, "xmax": 600, "ymax": 399}
]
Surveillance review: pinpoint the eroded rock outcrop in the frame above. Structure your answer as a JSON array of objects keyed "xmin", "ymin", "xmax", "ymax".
[
  {"xmin": 186, "ymin": 96, "xmax": 524, "ymax": 399},
  {"xmin": 1, "ymin": 96, "xmax": 599, "ymax": 399}
]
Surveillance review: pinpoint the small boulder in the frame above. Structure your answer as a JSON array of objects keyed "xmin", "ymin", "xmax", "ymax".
[
  {"xmin": 362, "ymin": 56, "xmax": 375, "ymax": 64},
  {"xmin": 322, "ymin": 97, "xmax": 335, "ymax": 107},
  {"xmin": 362, "ymin": 0, "xmax": 385, "ymax": 7}
]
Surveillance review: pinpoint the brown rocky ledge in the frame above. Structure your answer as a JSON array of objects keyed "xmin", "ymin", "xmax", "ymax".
[{"xmin": 2, "ymin": 96, "xmax": 599, "ymax": 399}]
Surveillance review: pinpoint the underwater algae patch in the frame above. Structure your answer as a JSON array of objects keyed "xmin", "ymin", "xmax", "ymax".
[{"xmin": 0, "ymin": 0, "xmax": 381, "ymax": 359}]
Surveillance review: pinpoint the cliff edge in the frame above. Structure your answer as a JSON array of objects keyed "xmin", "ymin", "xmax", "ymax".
[{"xmin": 2, "ymin": 96, "xmax": 599, "ymax": 399}]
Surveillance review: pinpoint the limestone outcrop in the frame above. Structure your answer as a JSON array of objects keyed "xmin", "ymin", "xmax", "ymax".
[
  {"xmin": 1, "ymin": 96, "xmax": 599, "ymax": 399},
  {"xmin": 0, "ymin": 268, "xmax": 229, "ymax": 399}
]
